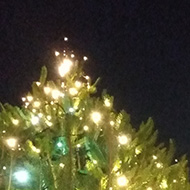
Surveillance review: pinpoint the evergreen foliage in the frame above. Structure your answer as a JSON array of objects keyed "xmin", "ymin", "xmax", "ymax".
[{"xmin": 0, "ymin": 53, "xmax": 189, "ymax": 190}]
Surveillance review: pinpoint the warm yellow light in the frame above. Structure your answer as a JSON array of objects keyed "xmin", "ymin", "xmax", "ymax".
[
  {"xmin": 22, "ymin": 97, "xmax": 26, "ymax": 102},
  {"xmin": 117, "ymin": 175, "xmax": 128, "ymax": 187},
  {"xmin": 31, "ymin": 116, "xmax": 39, "ymax": 125},
  {"xmin": 45, "ymin": 120, "xmax": 53, "ymax": 127},
  {"xmin": 135, "ymin": 147, "xmax": 142, "ymax": 155},
  {"xmin": 91, "ymin": 112, "xmax": 101, "ymax": 124},
  {"xmin": 160, "ymin": 179, "xmax": 168, "ymax": 189},
  {"xmin": 153, "ymin": 155, "xmax": 157, "ymax": 160},
  {"xmin": 64, "ymin": 37, "xmax": 68, "ymax": 41},
  {"xmin": 59, "ymin": 163, "xmax": 65, "ymax": 168},
  {"xmin": 33, "ymin": 101, "xmax": 41, "ymax": 108},
  {"xmin": 104, "ymin": 99, "xmax": 111, "ymax": 107},
  {"xmin": 118, "ymin": 135, "xmax": 129, "ymax": 145},
  {"xmin": 156, "ymin": 162, "xmax": 163, "ymax": 169},
  {"xmin": 12, "ymin": 119, "xmax": 19, "ymax": 126},
  {"xmin": 6, "ymin": 138, "xmax": 17, "ymax": 148},
  {"xmin": 52, "ymin": 89, "xmax": 61, "ymax": 99},
  {"xmin": 44, "ymin": 87, "xmax": 51, "ymax": 94},
  {"xmin": 27, "ymin": 96, "xmax": 33, "ymax": 102},
  {"xmin": 71, "ymin": 54, "xmax": 75, "ymax": 58},
  {"xmin": 147, "ymin": 187, "xmax": 153, "ymax": 190},
  {"xmin": 93, "ymin": 160, "xmax": 97, "ymax": 164},
  {"xmin": 36, "ymin": 82, "xmax": 41, "ymax": 86},
  {"xmin": 173, "ymin": 179, "xmax": 177, "ymax": 183},
  {"xmin": 83, "ymin": 56, "xmax": 88, "ymax": 61},
  {"xmin": 58, "ymin": 59, "xmax": 73, "ymax": 77},
  {"xmin": 75, "ymin": 81, "xmax": 82, "ymax": 88},
  {"xmin": 55, "ymin": 51, "xmax": 60, "ymax": 56},
  {"xmin": 31, "ymin": 146, "xmax": 40, "ymax": 153},
  {"xmin": 38, "ymin": 113, "xmax": 43, "ymax": 118},
  {"xmin": 110, "ymin": 121, "xmax": 115, "ymax": 126},
  {"xmin": 83, "ymin": 125, "xmax": 89, "ymax": 131},
  {"xmin": 69, "ymin": 88, "xmax": 78, "ymax": 96}
]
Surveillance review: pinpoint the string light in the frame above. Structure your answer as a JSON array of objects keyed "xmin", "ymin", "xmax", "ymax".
[
  {"xmin": 58, "ymin": 59, "xmax": 73, "ymax": 77},
  {"xmin": 27, "ymin": 96, "xmax": 33, "ymax": 102},
  {"xmin": 12, "ymin": 119, "xmax": 19, "ymax": 126},
  {"xmin": 110, "ymin": 121, "xmax": 115, "ymax": 126},
  {"xmin": 51, "ymin": 89, "xmax": 61, "ymax": 99},
  {"xmin": 75, "ymin": 81, "xmax": 82, "ymax": 88},
  {"xmin": 117, "ymin": 175, "xmax": 128, "ymax": 187},
  {"xmin": 31, "ymin": 116, "xmax": 39, "ymax": 125},
  {"xmin": 83, "ymin": 56, "xmax": 88, "ymax": 61},
  {"xmin": 6, "ymin": 138, "xmax": 17, "ymax": 148},
  {"xmin": 156, "ymin": 162, "xmax": 163, "ymax": 169},
  {"xmin": 118, "ymin": 135, "xmax": 129, "ymax": 145},
  {"xmin": 69, "ymin": 88, "xmax": 78, "ymax": 96},
  {"xmin": 55, "ymin": 51, "xmax": 60, "ymax": 56},
  {"xmin": 69, "ymin": 107, "xmax": 75, "ymax": 113},
  {"xmin": 147, "ymin": 187, "xmax": 153, "ymax": 190},
  {"xmin": 31, "ymin": 146, "xmax": 40, "ymax": 153},
  {"xmin": 83, "ymin": 125, "xmax": 89, "ymax": 131},
  {"xmin": 3, "ymin": 166, "xmax": 6, "ymax": 170},
  {"xmin": 33, "ymin": 101, "xmax": 41, "ymax": 108},
  {"xmin": 44, "ymin": 87, "xmax": 51, "ymax": 94},
  {"xmin": 59, "ymin": 163, "xmax": 65, "ymax": 168},
  {"xmin": 22, "ymin": 97, "xmax": 26, "ymax": 102},
  {"xmin": 160, "ymin": 179, "xmax": 168, "ymax": 189},
  {"xmin": 153, "ymin": 155, "xmax": 157, "ymax": 160},
  {"xmin": 36, "ymin": 82, "xmax": 41, "ymax": 86},
  {"xmin": 91, "ymin": 112, "xmax": 101, "ymax": 124},
  {"xmin": 64, "ymin": 37, "xmax": 68, "ymax": 41},
  {"xmin": 104, "ymin": 98, "xmax": 111, "ymax": 107}
]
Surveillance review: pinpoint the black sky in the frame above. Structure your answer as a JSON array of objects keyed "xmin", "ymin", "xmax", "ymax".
[{"xmin": 1, "ymin": 1, "xmax": 190, "ymax": 157}]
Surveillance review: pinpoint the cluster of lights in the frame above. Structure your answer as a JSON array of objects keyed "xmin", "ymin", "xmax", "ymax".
[
  {"xmin": 58, "ymin": 59, "xmax": 73, "ymax": 77},
  {"xmin": 6, "ymin": 138, "xmax": 17, "ymax": 149}
]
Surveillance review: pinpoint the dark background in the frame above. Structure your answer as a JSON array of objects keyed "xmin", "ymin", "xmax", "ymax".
[{"xmin": 1, "ymin": 1, "xmax": 190, "ymax": 157}]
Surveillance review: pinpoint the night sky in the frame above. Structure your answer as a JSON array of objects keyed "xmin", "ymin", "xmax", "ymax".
[{"xmin": 1, "ymin": 1, "xmax": 190, "ymax": 157}]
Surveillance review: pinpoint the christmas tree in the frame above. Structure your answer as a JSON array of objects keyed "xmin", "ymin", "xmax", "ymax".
[{"xmin": 0, "ymin": 49, "xmax": 189, "ymax": 190}]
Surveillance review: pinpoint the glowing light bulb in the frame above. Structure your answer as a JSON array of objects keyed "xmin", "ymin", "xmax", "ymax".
[
  {"xmin": 57, "ymin": 142, "xmax": 63, "ymax": 148},
  {"xmin": 69, "ymin": 107, "xmax": 75, "ymax": 113},
  {"xmin": 27, "ymin": 96, "xmax": 33, "ymax": 102},
  {"xmin": 118, "ymin": 135, "xmax": 129, "ymax": 145},
  {"xmin": 59, "ymin": 163, "xmax": 65, "ymax": 168},
  {"xmin": 6, "ymin": 138, "xmax": 17, "ymax": 148},
  {"xmin": 33, "ymin": 101, "xmax": 41, "ymax": 108},
  {"xmin": 71, "ymin": 54, "xmax": 75, "ymax": 58},
  {"xmin": 12, "ymin": 119, "xmax": 19, "ymax": 126},
  {"xmin": 22, "ymin": 97, "xmax": 26, "ymax": 102},
  {"xmin": 44, "ymin": 87, "xmax": 51, "ymax": 94},
  {"xmin": 147, "ymin": 187, "xmax": 153, "ymax": 190},
  {"xmin": 55, "ymin": 51, "xmax": 60, "ymax": 56},
  {"xmin": 104, "ymin": 99, "xmax": 111, "ymax": 107},
  {"xmin": 52, "ymin": 89, "xmax": 61, "ymax": 99},
  {"xmin": 38, "ymin": 113, "xmax": 43, "ymax": 118},
  {"xmin": 64, "ymin": 37, "xmax": 68, "ymax": 41},
  {"xmin": 47, "ymin": 115, "xmax": 51, "ymax": 120},
  {"xmin": 110, "ymin": 121, "xmax": 115, "ymax": 126},
  {"xmin": 36, "ymin": 82, "xmax": 41, "ymax": 86},
  {"xmin": 45, "ymin": 120, "xmax": 53, "ymax": 127},
  {"xmin": 31, "ymin": 116, "xmax": 39, "ymax": 125},
  {"xmin": 160, "ymin": 179, "xmax": 168, "ymax": 189},
  {"xmin": 153, "ymin": 155, "xmax": 157, "ymax": 160},
  {"xmin": 91, "ymin": 112, "xmax": 101, "ymax": 124},
  {"xmin": 93, "ymin": 160, "xmax": 97, "ymax": 164},
  {"xmin": 83, "ymin": 56, "xmax": 88, "ymax": 61},
  {"xmin": 75, "ymin": 81, "xmax": 82, "ymax": 88},
  {"xmin": 69, "ymin": 88, "xmax": 78, "ymax": 96},
  {"xmin": 156, "ymin": 162, "xmax": 163, "ymax": 168},
  {"xmin": 14, "ymin": 170, "xmax": 29, "ymax": 183},
  {"xmin": 117, "ymin": 175, "xmax": 128, "ymax": 187},
  {"xmin": 31, "ymin": 146, "xmax": 40, "ymax": 153},
  {"xmin": 3, "ymin": 166, "xmax": 6, "ymax": 170},
  {"xmin": 83, "ymin": 125, "xmax": 89, "ymax": 131},
  {"xmin": 58, "ymin": 59, "xmax": 73, "ymax": 77}
]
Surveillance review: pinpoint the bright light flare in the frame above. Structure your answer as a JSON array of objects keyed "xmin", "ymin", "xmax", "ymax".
[
  {"xmin": 58, "ymin": 59, "xmax": 73, "ymax": 77},
  {"xmin": 52, "ymin": 89, "xmax": 61, "ymax": 99},
  {"xmin": 69, "ymin": 88, "xmax": 78, "ymax": 96},
  {"xmin": 12, "ymin": 119, "xmax": 19, "ymax": 126},
  {"xmin": 31, "ymin": 116, "xmax": 39, "ymax": 125}
]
